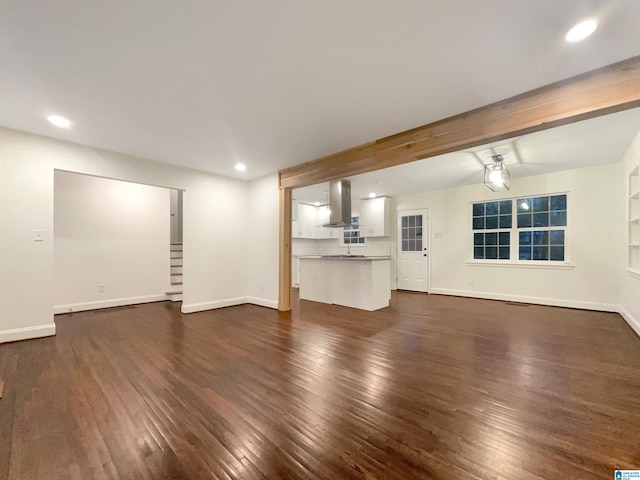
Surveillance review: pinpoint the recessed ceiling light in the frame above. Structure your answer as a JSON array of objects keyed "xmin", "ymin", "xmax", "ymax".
[
  {"xmin": 565, "ymin": 18, "xmax": 598, "ymax": 43},
  {"xmin": 47, "ymin": 115, "xmax": 71, "ymax": 128},
  {"xmin": 235, "ymin": 163, "xmax": 246, "ymax": 172},
  {"xmin": 368, "ymin": 192, "xmax": 377, "ymax": 198}
]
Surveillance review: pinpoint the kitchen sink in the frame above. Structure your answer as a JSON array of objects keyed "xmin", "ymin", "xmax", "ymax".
[{"xmin": 321, "ymin": 254, "xmax": 366, "ymax": 258}]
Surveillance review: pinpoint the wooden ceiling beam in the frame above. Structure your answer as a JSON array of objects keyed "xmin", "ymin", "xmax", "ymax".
[{"xmin": 279, "ymin": 55, "xmax": 640, "ymax": 190}]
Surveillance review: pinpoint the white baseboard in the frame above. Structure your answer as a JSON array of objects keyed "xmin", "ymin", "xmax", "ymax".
[
  {"xmin": 429, "ymin": 288, "xmax": 618, "ymax": 312},
  {"xmin": 618, "ymin": 306, "xmax": 640, "ymax": 338},
  {"xmin": 0, "ymin": 324, "xmax": 56, "ymax": 344},
  {"xmin": 54, "ymin": 294, "xmax": 169, "ymax": 314},
  {"xmin": 246, "ymin": 297, "xmax": 278, "ymax": 309},
  {"xmin": 181, "ymin": 297, "xmax": 248, "ymax": 314},
  {"xmin": 182, "ymin": 296, "xmax": 278, "ymax": 313}
]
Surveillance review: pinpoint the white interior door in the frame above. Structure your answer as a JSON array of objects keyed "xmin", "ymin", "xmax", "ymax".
[{"xmin": 396, "ymin": 209, "xmax": 429, "ymax": 292}]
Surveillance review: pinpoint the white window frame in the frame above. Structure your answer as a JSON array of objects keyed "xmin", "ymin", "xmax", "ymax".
[
  {"xmin": 340, "ymin": 215, "xmax": 366, "ymax": 247},
  {"xmin": 468, "ymin": 192, "xmax": 573, "ymax": 268}
]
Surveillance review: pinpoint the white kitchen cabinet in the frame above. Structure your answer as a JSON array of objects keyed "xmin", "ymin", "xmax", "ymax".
[
  {"xmin": 293, "ymin": 203, "xmax": 337, "ymax": 239},
  {"xmin": 359, "ymin": 197, "xmax": 391, "ymax": 237},
  {"xmin": 293, "ymin": 203, "xmax": 316, "ymax": 238},
  {"xmin": 314, "ymin": 205, "xmax": 336, "ymax": 239},
  {"xmin": 299, "ymin": 257, "xmax": 391, "ymax": 311}
]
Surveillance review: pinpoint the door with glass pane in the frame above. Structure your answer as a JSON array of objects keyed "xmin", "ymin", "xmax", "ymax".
[{"xmin": 397, "ymin": 209, "xmax": 429, "ymax": 292}]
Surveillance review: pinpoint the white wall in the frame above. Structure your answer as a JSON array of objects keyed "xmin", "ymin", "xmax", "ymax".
[
  {"xmin": 0, "ymin": 127, "xmax": 249, "ymax": 342},
  {"xmin": 54, "ymin": 171, "xmax": 170, "ymax": 312},
  {"xmin": 397, "ymin": 162, "xmax": 626, "ymax": 311},
  {"xmin": 247, "ymin": 173, "xmax": 280, "ymax": 308},
  {"xmin": 620, "ymin": 130, "xmax": 640, "ymax": 335}
]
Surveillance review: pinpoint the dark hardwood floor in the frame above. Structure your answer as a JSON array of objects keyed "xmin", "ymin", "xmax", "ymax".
[{"xmin": 1, "ymin": 291, "xmax": 639, "ymax": 479}]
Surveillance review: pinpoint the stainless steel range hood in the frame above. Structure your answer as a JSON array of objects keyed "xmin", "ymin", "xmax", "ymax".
[{"xmin": 322, "ymin": 179, "xmax": 352, "ymax": 228}]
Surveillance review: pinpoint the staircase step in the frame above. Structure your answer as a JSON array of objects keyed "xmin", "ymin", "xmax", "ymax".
[{"xmin": 169, "ymin": 243, "xmax": 184, "ymax": 302}]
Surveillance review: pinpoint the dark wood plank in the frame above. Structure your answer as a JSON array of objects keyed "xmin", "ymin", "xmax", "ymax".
[{"xmin": 1, "ymin": 293, "xmax": 639, "ymax": 479}]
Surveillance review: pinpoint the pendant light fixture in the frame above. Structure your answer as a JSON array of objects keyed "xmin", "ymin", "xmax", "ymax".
[{"xmin": 484, "ymin": 154, "xmax": 510, "ymax": 191}]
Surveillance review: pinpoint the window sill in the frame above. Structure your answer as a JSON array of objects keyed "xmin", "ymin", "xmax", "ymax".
[
  {"xmin": 627, "ymin": 268, "xmax": 640, "ymax": 279},
  {"xmin": 466, "ymin": 260, "xmax": 575, "ymax": 270}
]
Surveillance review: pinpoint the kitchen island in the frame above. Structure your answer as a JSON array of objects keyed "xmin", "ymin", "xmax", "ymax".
[{"xmin": 299, "ymin": 256, "xmax": 391, "ymax": 311}]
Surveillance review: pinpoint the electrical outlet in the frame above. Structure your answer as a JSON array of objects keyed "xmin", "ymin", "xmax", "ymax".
[
  {"xmin": 98, "ymin": 284, "xmax": 105, "ymax": 293},
  {"xmin": 468, "ymin": 277, "xmax": 474, "ymax": 285},
  {"xmin": 435, "ymin": 232, "xmax": 443, "ymax": 238},
  {"xmin": 259, "ymin": 282, "xmax": 264, "ymax": 291}
]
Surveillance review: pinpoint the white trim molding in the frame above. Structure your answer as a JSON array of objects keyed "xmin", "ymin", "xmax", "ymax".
[
  {"xmin": 626, "ymin": 268, "xmax": 640, "ymax": 280},
  {"xmin": 618, "ymin": 306, "xmax": 640, "ymax": 338},
  {"xmin": 246, "ymin": 297, "xmax": 279, "ymax": 309},
  {"xmin": 466, "ymin": 261, "xmax": 575, "ymax": 270},
  {"xmin": 54, "ymin": 294, "xmax": 169, "ymax": 314},
  {"xmin": 0, "ymin": 324, "xmax": 56, "ymax": 344},
  {"xmin": 182, "ymin": 296, "xmax": 278, "ymax": 314},
  {"xmin": 181, "ymin": 297, "xmax": 248, "ymax": 314},
  {"xmin": 429, "ymin": 288, "xmax": 618, "ymax": 312}
]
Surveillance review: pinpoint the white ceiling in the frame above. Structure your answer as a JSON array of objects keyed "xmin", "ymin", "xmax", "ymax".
[
  {"xmin": 1, "ymin": 1, "xmax": 639, "ymax": 180},
  {"xmin": 293, "ymin": 107, "xmax": 640, "ymax": 204}
]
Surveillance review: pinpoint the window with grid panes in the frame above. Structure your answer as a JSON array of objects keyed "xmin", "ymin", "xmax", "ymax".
[
  {"xmin": 472, "ymin": 200, "xmax": 512, "ymax": 260},
  {"xmin": 401, "ymin": 214, "xmax": 423, "ymax": 251},
  {"xmin": 517, "ymin": 194, "xmax": 567, "ymax": 261},
  {"xmin": 343, "ymin": 216, "xmax": 365, "ymax": 245}
]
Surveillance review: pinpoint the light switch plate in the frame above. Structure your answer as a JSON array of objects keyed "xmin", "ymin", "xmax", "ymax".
[
  {"xmin": 33, "ymin": 230, "xmax": 44, "ymax": 242},
  {"xmin": 435, "ymin": 232, "xmax": 443, "ymax": 238}
]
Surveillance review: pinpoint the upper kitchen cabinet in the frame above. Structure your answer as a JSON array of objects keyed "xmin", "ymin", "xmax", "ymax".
[
  {"xmin": 293, "ymin": 202, "xmax": 316, "ymax": 238},
  {"xmin": 292, "ymin": 202, "xmax": 337, "ymax": 239},
  {"xmin": 315, "ymin": 205, "xmax": 337, "ymax": 239},
  {"xmin": 359, "ymin": 197, "xmax": 391, "ymax": 237}
]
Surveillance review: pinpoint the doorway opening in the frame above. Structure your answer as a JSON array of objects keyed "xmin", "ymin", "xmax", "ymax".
[{"xmin": 53, "ymin": 170, "xmax": 185, "ymax": 313}]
